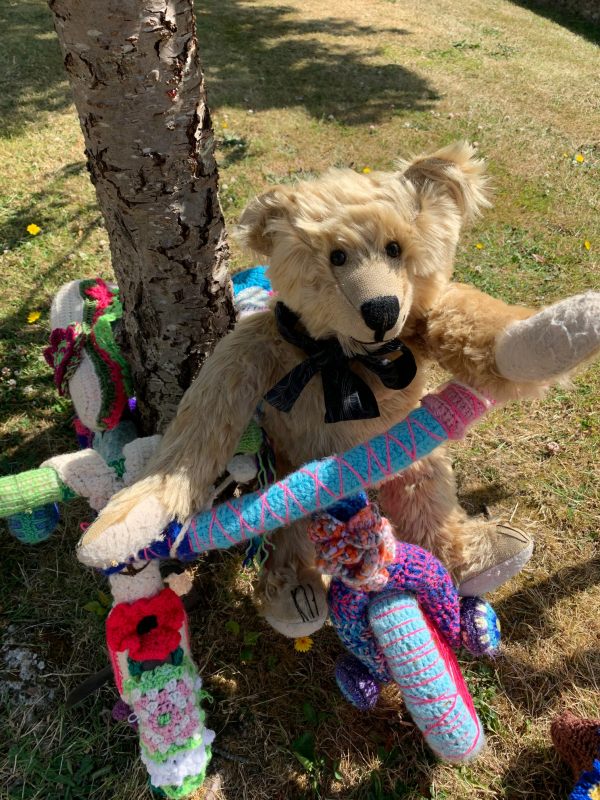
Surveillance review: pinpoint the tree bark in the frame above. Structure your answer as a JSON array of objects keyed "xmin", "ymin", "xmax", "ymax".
[{"xmin": 48, "ymin": 0, "xmax": 235, "ymax": 433}]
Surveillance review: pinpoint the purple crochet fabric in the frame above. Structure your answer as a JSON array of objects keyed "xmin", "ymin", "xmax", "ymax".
[
  {"xmin": 335, "ymin": 653, "xmax": 380, "ymax": 710},
  {"xmin": 328, "ymin": 541, "xmax": 462, "ymax": 682}
]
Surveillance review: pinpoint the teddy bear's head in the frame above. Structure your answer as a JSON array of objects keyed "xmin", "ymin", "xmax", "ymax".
[{"xmin": 237, "ymin": 141, "xmax": 490, "ymax": 350}]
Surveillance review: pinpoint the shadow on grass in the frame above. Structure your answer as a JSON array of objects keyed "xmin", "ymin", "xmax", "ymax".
[
  {"xmin": 501, "ymin": 743, "xmax": 572, "ymax": 799},
  {"xmin": 495, "ymin": 556, "xmax": 600, "ymax": 645},
  {"xmin": 0, "ymin": 0, "xmax": 71, "ymax": 137},
  {"xmin": 506, "ymin": 0, "xmax": 600, "ymax": 45},
  {"xmin": 198, "ymin": 0, "xmax": 439, "ymax": 124}
]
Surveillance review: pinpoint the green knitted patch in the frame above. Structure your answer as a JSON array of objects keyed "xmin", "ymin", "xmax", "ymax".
[{"xmin": 0, "ymin": 467, "xmax": 72, "ymax": 516}]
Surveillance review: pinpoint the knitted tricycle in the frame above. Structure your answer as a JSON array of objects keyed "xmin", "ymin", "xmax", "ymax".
[{"xmin": 2, "ymin": 267, "xmax": 597, "ymax": 796}]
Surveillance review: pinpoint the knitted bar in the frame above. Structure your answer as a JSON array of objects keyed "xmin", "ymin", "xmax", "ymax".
[
  {"xmin": 106, "ymin": 588, "xmax": 214, "ymax": 798},
  {"xmin": 180, "ymin": 383, "xmax": 492, "ymax": 557},
  {"xmin": 0, "ymin": 467, "xmax": 73, "ymax": 517},
  {"xmin": 368, "ymin": 592, "xmax": 484, "ymax": 763}
]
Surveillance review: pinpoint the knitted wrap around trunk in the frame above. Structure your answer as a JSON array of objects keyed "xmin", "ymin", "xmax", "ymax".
[{"xmin": 48, "ymin": 0, "xmax": 235, "ymax": 433}]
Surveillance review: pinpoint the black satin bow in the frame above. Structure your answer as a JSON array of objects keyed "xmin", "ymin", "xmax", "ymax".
[{"xmin": 264, "ymin": 302, "xmax": 417, "ymax": 423}]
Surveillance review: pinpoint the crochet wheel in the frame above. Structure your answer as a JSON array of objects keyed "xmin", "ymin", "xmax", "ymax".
[{"xmin": 368, "ymin": 591, "xmax": 485, "ymax": 763}]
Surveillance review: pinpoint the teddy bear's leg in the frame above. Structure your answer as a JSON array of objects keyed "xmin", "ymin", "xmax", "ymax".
[
  {"xmin": 254, "ymin": 520, "xmax": 328, "ymax": 638},
  {"xmin": 378, "ymin": 446, "xmax": 533, "ymax": 595}
]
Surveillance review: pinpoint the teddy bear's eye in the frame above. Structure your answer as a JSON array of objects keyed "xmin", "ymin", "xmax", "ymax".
[
  {"xmin": 385, "ymin": 241, "xmax": 401, "ymax": 258},
  {"xmin": 330, "ymin": 249, "xmax": 347, "ymax": 267}
]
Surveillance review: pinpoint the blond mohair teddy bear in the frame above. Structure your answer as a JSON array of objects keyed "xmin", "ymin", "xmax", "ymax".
[{"xmin": 79, "ymin": 142, "xmax": 600, "ymax": 637}]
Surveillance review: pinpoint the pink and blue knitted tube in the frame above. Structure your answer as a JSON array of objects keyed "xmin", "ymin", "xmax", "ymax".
[
  {"xmin": 368, "ymin": 592, "xmax": 485, "ymax": 763},
  {"xmin": 180, "ymin": 383, "xmax": 491, "ymax": 557}
]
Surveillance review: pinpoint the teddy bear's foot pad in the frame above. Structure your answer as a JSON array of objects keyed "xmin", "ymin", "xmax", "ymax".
[
  {"xmin": 262, "ymin": 568, "xmax": 328, "ymax": 638},
  {"xmin": 457, "ymin": 523, "xmax": 533, "ymax": 596}
]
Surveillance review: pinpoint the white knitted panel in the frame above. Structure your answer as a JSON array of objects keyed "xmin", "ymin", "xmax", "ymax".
[
  {"xmin": 109, "ymin": 560, "xmax": 164, "ymax": 603},
  {"xmin": 78, "ymin": 496, "xmax": 172, "ymax": 568},
  {"xmin": 50, "ymin": 280, "xmax": 85, "ymax": 329},
  {"xmin": 41, "ymin": 449, "xmax": 120, "ymax": 511},
  {"xmin": 68, "ymin": 351, "xmax": 103, "ymax": 431},
  {"xmin": 122, "ymin": 435, "xmax": 163, "ymax": 486}
]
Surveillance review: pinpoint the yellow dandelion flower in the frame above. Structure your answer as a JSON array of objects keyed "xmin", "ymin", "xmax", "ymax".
[
  {"xmin": 575, "ymin": 153, "xmax": 584, "ymax": 163},
  {"xmin": 362, "ymin": 167, "xmax": 372, "ymax": 174},
  {"xmin": 584, "ymin": 240, "xmax": 591, "ymax": 251},
  {"xmin": 27, "ymin": 224, "xmax": 41, "ymax": 236},
  {"xmin": 294, "ymin": 636, "xmax": 313, "ymax": 653},
  {"xmin": 588, "ymin": 784, "xmax": 600, "ymax": 800},
  {"xmin": 475, "ymin": 242, "xmax": 484, "ymax": 250},
  {"xmin": 222, "ymin": 121, "xmax": 228, "ymax": 129},
  {"xmin": 27, "ymin": 310, "xmax": 41, "ymax": 324}
]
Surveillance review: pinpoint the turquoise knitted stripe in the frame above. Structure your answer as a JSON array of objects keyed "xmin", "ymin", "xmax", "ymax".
[
  {"xmin": 368, "ymin": 592, "xmax": 484, "ymax": 763},
  {"xmin": 182, "ymin": 406, "xmax": 447, "ymax": 555}
]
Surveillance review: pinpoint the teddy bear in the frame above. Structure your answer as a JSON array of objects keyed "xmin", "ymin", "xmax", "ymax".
[{"xmin": 77, "ymin": 141, "xmax": 600, "ymax": 638}]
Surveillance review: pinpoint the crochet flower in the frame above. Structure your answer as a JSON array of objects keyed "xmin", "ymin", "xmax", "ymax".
[
  {"xmin": 294, "ymin": 636, "xmax": 313, "ymax": 653},
  {"xmin": 106, "ymin": 588, "xmax": 185, "ymax": 662},
  {"xmin": 571, "ymin": 760, "xmax": 600, "ymax": 800},
  {"xmin": 43, "ymin": 324, "xmax": 85, "ymax": 395},
  {"xmin": 308, "ymin": 504, "xmax": 396, "ymax": 591},
  {"xmin": 135, "ymin": 673, "xmax": 203, "ymax": 754}
]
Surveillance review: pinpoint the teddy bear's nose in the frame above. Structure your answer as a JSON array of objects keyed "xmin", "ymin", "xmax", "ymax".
[{"xmin": 360, "ymin": 296, "xmax": 400, "ymax": 336}]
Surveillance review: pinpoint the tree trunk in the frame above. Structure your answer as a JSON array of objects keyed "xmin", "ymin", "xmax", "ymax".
[{"xmin": 48, "ymin": 0, "xmax": 235, "ymax": 434}]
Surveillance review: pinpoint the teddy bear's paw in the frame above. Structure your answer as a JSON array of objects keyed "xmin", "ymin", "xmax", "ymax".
[
  {"xmin": 495, "ymin": 292, "xmax": 600, "ymax": 382},
  {"xmin": 260, "ymin": 566, "xmax": 328, "ymax": 638},
  {"xmin": 457, "ymin": 522, "xmax": 534, "ymax": 597},
  {"xmin": 77, "ymin": 495, "xmax": 172, "ymax": 570}
]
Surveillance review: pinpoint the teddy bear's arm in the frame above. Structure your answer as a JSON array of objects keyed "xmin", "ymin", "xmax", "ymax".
[
  {"xmin": 422, "ymin": 283, "xmax": 600, "ymax": 402},
  {"xmin": 77, "ymin": 312, "xmax": 280, "ymax": 567}
]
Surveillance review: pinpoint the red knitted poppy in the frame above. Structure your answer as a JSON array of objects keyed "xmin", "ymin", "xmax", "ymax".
[{"xmin": 106, "ymin": 588, "xmax": 185, "ymax": 662}]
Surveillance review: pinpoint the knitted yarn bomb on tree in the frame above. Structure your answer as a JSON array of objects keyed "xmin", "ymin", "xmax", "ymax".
[{"xmin": 44, "ymin": 278, "xmax": 133, "ymax": 432}]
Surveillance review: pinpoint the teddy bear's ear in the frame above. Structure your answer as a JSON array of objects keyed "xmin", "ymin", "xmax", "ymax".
[
  {"xmin": 236, "ymin": 188, "xmax": 294, "ymax": 256},
  {"xmin": 402, "ymin": 141, "xmax": 491, "ymax": 222}
]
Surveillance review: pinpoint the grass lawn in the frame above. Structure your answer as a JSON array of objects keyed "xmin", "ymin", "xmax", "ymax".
[{"xmin": 0, "ymin": 0, "xmax": 599, "ymax": 798}]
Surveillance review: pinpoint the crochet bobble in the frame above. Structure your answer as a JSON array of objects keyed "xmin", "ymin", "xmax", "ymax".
[{"xmin": 460, "ymin": 597, "xmax": 501, "ymax": 657}]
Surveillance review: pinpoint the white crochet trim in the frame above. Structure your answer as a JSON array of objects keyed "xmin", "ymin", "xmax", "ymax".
[
  {"xmin": 169, "ymin": 517, "xmax": 192, "ymax": 560},
  {"xmin": 496, "ymin": 292, "xmax": 600, "ymax": 381},
  {"xmin": 122, "ymin": 435, "xmax": 163, "ymax": 486},
  {"xmin": 41, "ymin": 449, "xmax": 121, "ymax": 511},
  {"xmin": 142, "ymin": 740, "xmax": 211, "ymax": 787},
  {"xmin": 235, "ymin": 286, "xmax": 271, "ymax": 319}
]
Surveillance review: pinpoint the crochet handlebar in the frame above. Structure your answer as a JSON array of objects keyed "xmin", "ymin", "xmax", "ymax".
[
  {"xmin": 0, "ymin": 467, "xmax": 74, "ymax": 517},
  {"xmin": 174, "ymin": 382, "xmax": 493, "ymax": 559}
]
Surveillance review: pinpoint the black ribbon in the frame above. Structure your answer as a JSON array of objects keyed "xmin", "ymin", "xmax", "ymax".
[{"xmin": 264, "ymin": 302, "xmax": 417, "ymax": 423}]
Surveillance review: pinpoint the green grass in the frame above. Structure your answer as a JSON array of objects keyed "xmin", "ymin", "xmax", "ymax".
[{"xmin": 1, "ymin": 0, "xmax": 599, "ymax": 799}]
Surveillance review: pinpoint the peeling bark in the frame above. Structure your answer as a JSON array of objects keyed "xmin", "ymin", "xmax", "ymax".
[{"xmin": 48, "ymin": 0, "xmax": 235, "ymax": 433}]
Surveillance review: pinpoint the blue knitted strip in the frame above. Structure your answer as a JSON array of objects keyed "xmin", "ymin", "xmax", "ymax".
[
  {"xmin": 231, "ymin": 266, "xmax": 271, "ymax": 294},
  {"xmin": 180, "ymin": 407, "xmax": 447, "ymax": 556},
  {"xmin": 368, "ymin": 592, "xmax": 484, "ymax": 763}
]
